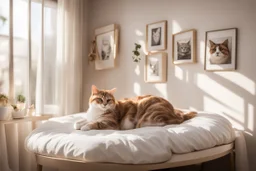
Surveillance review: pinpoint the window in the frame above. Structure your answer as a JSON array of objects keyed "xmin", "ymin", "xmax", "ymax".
[
  {"xmin": 0, "ymin": 0, "xmax": 10, "ymax": 95},
  {"xmin": 0, "ymin": 0, "xmax": 57, "ymax": 115}
]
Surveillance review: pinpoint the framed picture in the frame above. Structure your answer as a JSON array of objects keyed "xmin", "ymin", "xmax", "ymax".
[
  {"xmin": 204, "ymin": 28, "xmax": 237, "ymax": 71},
  {"xmin": 145, "ymin": 52, "xmax": 167, "ymax": 83},
  {"xmin": 95, "ymin": 24, "xmax": 119, "ymax": 70},
  {"xmin": 146, "ymin": 20, "xmax": 167, "ymax": 52},
  {"xmin": 172, "ymin": 29, "xmax": 196, "ymax": 64}
]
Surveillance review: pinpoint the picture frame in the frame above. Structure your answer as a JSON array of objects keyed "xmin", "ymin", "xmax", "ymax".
[
  {"xmin": 145, "ymin": 52, "xmax": 167, "ymax": 83},
  {"xmin": 94, "ymin": 24, "xmax": 119, "ymax": 70},
  {"xmin": 204, "ymin": 28, "xmax": 237, "ymax": 71},
  {"xmin": 146, "ymin": 20, "xmax": 167, "ymax": 52},
  {"xmin": 172, "ymin": 29, "xmax": 197, "ymax": 64}
]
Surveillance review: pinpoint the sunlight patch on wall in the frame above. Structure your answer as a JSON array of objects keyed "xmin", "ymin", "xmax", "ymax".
[
  {"xmin": 174, "ymin": 66, "xmax": 183, "ymax": 80},
  {"xmin": 185, "ymin": 70, "xmax": 189, "ymax": 83},
  {"xmin": 138, "ymin": 40, "xmax": 148, "ymax": 55},
  {"xmin": 133, "ymin": 82, "xmax": 141, "ymax": 95},
  {"xmin": 172, "ymin": 20, "xmax": 182, "ymax": 34},
  {"xmin": 135, "ymin": 29, "xmax": 143, "ymax": 36},
  {"xmin": 199, "ymin": 41, "xmax": 205, "ymax": 63},
  {"xmin": 154, "ymin": 84, "xmax": 167, "ymax": 98},
  {"xmin": 197, "ymin": 74, "xmax": 244, "ymax": 114},
  {"xmin": 247, "ymin": 103, "xmax": 254, "ymax": 131},
  {"xmin": 203, "ymin": 96, "xmax": 244, "ymax": 130},
  {"xmin": 134, "ymin": 64, "xmax": 140, "ymax": 76},
  {"xmin": 189, "ymin": 106, "xmax": 198, "ymax": 111},
  {"xmin": 215, "ymin": 72, "xmax": 255, "ymax": 95}
]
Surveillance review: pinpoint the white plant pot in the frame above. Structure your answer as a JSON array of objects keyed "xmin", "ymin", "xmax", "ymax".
[
  {"xmin": 16, "ymin": 102, "xmax": 26, "ymax": 110},
  {"xmin": 12, "ymin": 109, "xmax": 26, "ymax": 119},
  {"xmin": 0, "ymin": 106, "xmax": 10, "ymax": 120}
]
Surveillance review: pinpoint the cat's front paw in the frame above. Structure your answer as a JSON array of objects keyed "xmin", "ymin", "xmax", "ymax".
[
  {"xmin": 74, "ymin": 119, "xmax": 89, "ymax": 130},
  {"xmin": 80, "ymin": 124, "xmax": 91, "ymax": 131}
]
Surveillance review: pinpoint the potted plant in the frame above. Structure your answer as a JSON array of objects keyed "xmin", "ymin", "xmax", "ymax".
[
  {"xmin": 16, "ymin": 94, "xmax": 26, "ymax": 110},
  {"xmin": 0, "ymin": 93, "xmax": 10, "ymax": 120},
  {"xmin": 11, "ymin": 104, "xmax": 26, "ymax": 119},
  {"xmin": 132, "ymin": 43, "xmax": 142, "ymax": 62}
]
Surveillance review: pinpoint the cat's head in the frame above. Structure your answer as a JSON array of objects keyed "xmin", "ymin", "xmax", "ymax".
[
  {"xmin": 152, "ymin": 28, "xmax": 161, "ymax": 44},
  {"xmin": 89, "ymin": 85, "xmax": 116, "ymax": 111},
  {"xmin": 177, "ymin": 41, "xmax": 191, "ymax": 54},
  {"xmin": 209, "ymin": 39, "xmax": 230, "ymax": 58}
]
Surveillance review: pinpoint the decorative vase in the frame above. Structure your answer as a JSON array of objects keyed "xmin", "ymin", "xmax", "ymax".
[
  {"xmin": 0, "ymin": 106, "xmax": 10, "ymax": 120},
  {"xmin": 12, "ymin": 109, "xmax": 26, "ymax": 119}
]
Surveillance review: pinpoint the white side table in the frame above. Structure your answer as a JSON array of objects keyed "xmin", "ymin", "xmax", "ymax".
[{"xmin": 0, "ymin": 116, "xmax": 51, "ymax": 171}]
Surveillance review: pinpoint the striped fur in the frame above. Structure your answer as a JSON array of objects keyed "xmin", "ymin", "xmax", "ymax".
[{"xmin": 75, "ymin": 85, "xmax": 197, "ymax": 131}]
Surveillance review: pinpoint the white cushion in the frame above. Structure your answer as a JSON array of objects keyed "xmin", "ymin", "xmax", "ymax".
[{"xmin": 25, "ymin": 111, "xmax": 235, "ymax": 164}]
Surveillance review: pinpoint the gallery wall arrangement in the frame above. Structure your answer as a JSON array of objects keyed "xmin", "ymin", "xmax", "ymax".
[
  {"xmin": 94, "ymin": 24, "xmax": 119, "ymax": 70},
  {"xmin": 204, "ymin": 28, "xmax": 237, "ymax": 71},
  {"xmin": 172, "ymin": 29, "xmax": 197, "ymax": 65},
  {"xmin": 90, "ymin": 21, "xmax": 238, "ymax": 82}
]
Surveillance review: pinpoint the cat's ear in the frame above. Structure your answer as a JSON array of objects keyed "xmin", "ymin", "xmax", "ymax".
[
  {"xmin": 187, "ymin": 40, "xmax": 191, "ymax": 45},
  {"xmin": 109, "ymin": 88, "xmax": 116, "ymax": 95},
  {"xmin": 91, "ymin": 85, "xmax": 99, "ymax": 95},
  {"xmin": 209, "ymin": 40, "xmax": 215, "ymax": 47},
  {"xmin": 222, "ymin": 39, "xmax": 228, "ymax": 47},
  {"xmin": 177, "ymin": 42, "xmax": 180, "ymax": 47}
]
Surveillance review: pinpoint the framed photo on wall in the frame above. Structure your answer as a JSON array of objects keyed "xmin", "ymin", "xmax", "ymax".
[
  {"xmin": 146, "ymin": 20, "xmax": 167, "ymax": 52},
  {"xmin": 204, "ymin": 28, "xmax": 237, "ymax": 71},
  {"xmin": 172, "ymin": 29, "xmax": 196, "ymax": 64},
  {"xmin": 95, "ymin": 24, "xmax": 119, "ymax": 70},
  {"xmin": 145, "ymin": 52, "xmax": 167, "ymax": 83}
]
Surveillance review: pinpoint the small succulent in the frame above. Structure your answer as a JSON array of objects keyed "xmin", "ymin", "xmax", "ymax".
[
  {"xmin": 17, "ymin": 94, "xmax": 26, "ymax": 103},
  {"xmin": 11, "ymin": 104, "xmax": 18, "ymax": 111},
  {"xmin": 0, "ymin": 94, "xmax": 9, "ymax": 106},
  {"xmin": 132, "ymin": 43, "xmax": 142, "ymax": 62},
  {"xmin": 0, "ymin": 16, "xmax": 7, "ymax": 24}
]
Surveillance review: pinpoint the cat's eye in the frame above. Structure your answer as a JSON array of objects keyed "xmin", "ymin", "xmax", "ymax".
[
  {"xmin": 107, "ymin": 99, "xmax": 112, "ymax": 103},
  {"xmin": 96, "ymin": 98, "xmax": 103, "ymax": 103}
]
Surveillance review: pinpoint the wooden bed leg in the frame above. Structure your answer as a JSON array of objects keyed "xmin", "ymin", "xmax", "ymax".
[
  {"xmin": 37, "ymin": 164, "xmax": 43, "ymax": 171},
  {"xmin": 230, "ymin": 151, "xmax": 235, "ymax": 171}
]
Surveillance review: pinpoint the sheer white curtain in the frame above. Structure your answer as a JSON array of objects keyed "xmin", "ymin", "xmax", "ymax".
[
  {"xmin": 1, "ymin": 0, "xmax": 85, "ymax": 171},
  {"xmin": 56, "ymin": 0, "xmax": 84, "ymax": 116},
  {"xmin": 35, "ymin": 0, "xmax": 84, "ymax": 116}
]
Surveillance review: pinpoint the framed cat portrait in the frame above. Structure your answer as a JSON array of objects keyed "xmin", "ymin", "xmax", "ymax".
[
  {"xmin": 145, "ymin": 52, "xmax": 167, "ymax": 83},
  {"xmin": 204, "ymin": 28, "xmax": 237, "ymax": 71},
  {"xmin": 95, "ymin": 24, "xmax": 119, "ymax": 70},
  {"xmin": 146, "ymin": 20, "xmax": 167, "ymax": 52},
  {"xmin": 172, "ymin": 29, "xmax": 197, "ymax": 64}
]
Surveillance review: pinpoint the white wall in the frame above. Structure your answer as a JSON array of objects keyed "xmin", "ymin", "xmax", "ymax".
[{"xmin": 84, "ymin": 0, "xmax": 256, "ymax": 170}]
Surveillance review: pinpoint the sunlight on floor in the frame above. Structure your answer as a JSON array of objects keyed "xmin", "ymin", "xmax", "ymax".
[
  {"xmin": 215, "ymin": 72, "xmax": 255, "ymax": 95},
  {"xmin": 133, "ymin": 82, "xmax": 141, "ymax": 95},
  {"xmin": 172, "ymin": 20, "xmax": 182, "ymax": 34}
]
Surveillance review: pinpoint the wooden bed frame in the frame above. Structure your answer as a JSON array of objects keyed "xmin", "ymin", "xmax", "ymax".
[{"xmin": 36, "ymin": 143, "xmax": 235, "ymax": 171}]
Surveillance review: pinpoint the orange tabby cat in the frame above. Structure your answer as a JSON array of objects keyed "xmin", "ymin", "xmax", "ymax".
[{"xmin": 74, "ymin": 85, "xmax": 196, "ymax": 131}]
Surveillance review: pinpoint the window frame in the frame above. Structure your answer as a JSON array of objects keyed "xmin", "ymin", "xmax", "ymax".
[{"xmin": 6, "ymin": 0, "xmax": 57, "ymax": 114}]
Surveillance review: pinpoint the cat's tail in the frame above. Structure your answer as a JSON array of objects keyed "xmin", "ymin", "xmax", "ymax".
[
  {"xmin": 175, "ymin": 109, "xmax": 197, "ymax": 121},
  {"xmin": 183, "ymin": 111, "xmax": 197, "ymax": 121}
]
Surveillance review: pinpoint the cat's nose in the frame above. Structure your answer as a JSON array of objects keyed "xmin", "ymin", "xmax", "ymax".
[
  {"xmin": 103, "ymin": 104, "xmax": 107, "ymax": 106},
  {"xmin": 216, "ymin": 52, "xmax": 219, "ymax": 56}
]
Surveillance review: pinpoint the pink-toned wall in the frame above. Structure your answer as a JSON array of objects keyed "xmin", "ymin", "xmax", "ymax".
[{"xmin": 83, "ymin": 0, "xmax": 256, "ymax": 170}]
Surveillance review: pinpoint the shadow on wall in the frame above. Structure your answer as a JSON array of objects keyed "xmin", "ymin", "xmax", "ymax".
[{"xmin": 132, "ymin": 20, "xmax": 255, "ymax": 165}]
